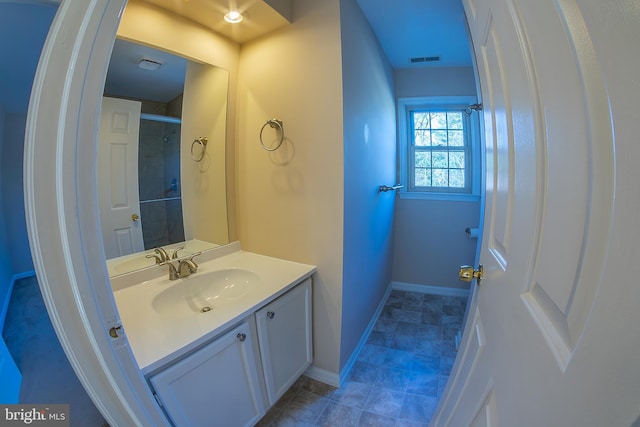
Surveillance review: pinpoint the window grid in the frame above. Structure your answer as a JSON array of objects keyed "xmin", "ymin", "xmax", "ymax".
[{"xmin": 409, "ymin": 109, "xmax": 471, "ymax": 193}]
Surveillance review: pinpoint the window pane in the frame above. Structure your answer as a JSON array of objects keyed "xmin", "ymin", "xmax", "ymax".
[
  {"xmin": 415, "ymin": 168, "xmax": 431, "ymax": 186},
  {"xmin": 415, "ymin": 130, "xmax": 431, "ymax": 146},
  {"xmin": 449, "ymin": 151, "xmax": 465, "ymax": 168},
  {"xmin": 431, "ymin": 112, "xmax": 447, "ymax": 129},
  {"xmin": 448, "ymin": 130, "xmax": 464, "ymax": 146},
  {"xmin": 413, "ymin": 112, "xmax": 430, "ymax": 129},
  {"xmin": 432, "ymin": 169, "xmax": 448, "ymax": 187},
  {"xmin": 432, "ymin": 130, "xmax": 447, "ymax": 146},
  {"xmin": 447, "ymin": 112, "xmax": 463, "ymax": 129},
  {"xmin": 415, "ymin": 151, "xmax": 431, "ymax": 167},
  {"xmin": 407, "ymin": 105, "xmax": 472, "ymax": 194},
  {"xmin": 449, "ymin": 169, "xmax": 465, "ymax": 188},
  {"xmin": 432, "ymin": 151, "xmax": 448, "ymax": 168}
]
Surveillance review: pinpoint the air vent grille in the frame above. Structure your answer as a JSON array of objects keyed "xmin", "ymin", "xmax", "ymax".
[{"xmin": 410, "ymin": 56, "xmax": 441, "ymax": 63}]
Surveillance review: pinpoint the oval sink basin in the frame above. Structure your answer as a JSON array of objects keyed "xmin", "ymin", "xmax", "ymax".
[{"xmin": 152, "ymin": 268, "xmax": 260, "ymax": 315}]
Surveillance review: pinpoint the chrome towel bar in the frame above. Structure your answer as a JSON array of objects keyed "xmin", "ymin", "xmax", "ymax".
[{"xmin": 379, "ymin": 184, "xmax": 404, "ymax": 192}]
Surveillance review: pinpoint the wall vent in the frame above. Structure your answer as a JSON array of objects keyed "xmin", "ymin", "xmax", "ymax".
[{"xmin": 410, "ymin": 56, "xmax": 441, "ymax": 63}]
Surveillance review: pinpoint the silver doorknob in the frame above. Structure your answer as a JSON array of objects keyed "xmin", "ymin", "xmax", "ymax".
[
  {"xmin": 459, "ymin": 264, "xmax": 483, "ymax": 284},
  {"xmin": 131, "ymin": 213, "xmax": 140, "ymax": 222},
  {"xmin": 237, "ymin": 333, "xmax": 246, "ymax": 342},
  {"xmin": 267, "ymin": 311, "xmax": 275, "ymax": 319}
]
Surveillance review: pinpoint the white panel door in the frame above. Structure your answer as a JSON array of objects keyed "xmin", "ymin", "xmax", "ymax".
[
  {"xmin": 98, "ymin": 97, "xmax": 144, "ymax": 259},
  {"xmin": 433, "ymin": 0, "xmax": 640, "ymax": 426}
]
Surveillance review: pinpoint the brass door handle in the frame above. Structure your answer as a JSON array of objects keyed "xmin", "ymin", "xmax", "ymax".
[
  {"xmin": 459, "ymin": 264, "xmax": 483, "ymax": 285},
  {"xmin": 131, "ymin": 213, "xmax": 140, "ymax": 222}
]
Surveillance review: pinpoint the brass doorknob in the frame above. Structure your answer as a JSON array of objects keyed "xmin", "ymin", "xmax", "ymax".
[
  {"xmin": 459, "ymin": 264, "xmax": 483, "ymax": 284},
  {"xmin": 131, "ymin": 213, "xmax": 140, "ymax": 222}
]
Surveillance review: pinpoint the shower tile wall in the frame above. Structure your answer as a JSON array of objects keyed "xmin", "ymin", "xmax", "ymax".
[
  {"xmin": 139, "ymin": 119, "xmax": 184, "ymax": 248},
  {"xmin": 138, "ymin": 97, "xmax": 184, "ymax": 249}
]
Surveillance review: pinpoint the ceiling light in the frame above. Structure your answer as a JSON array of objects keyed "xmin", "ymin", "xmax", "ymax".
[{"xmin": 224, "ymin": 10, "xmax": 243, "ymax": 23}]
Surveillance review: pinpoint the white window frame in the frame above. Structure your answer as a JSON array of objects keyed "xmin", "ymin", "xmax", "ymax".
[{"xmin": 398, "ymin": 96, "xmax": 481, "ymax": 201}]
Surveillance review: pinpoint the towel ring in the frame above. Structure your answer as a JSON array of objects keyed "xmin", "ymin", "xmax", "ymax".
[
  {"xmin": 259, "ymin": 119, "xmax": 284, "ymax": 151},
  {"xmin": 191, "ymin": 137, "xmax": 208, "ymax": 162}
]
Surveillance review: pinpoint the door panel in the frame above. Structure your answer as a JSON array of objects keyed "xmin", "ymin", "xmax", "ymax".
[
  {"xmin": 98, "ymin": 97, "xmax": 144, "ymax": 259},
  {"xmin": 482, "ymin": 15, "xmax": 514, "ymax": 271},
  {"xmin": 433, "ymin": 0, "xmax": 627, "ymax": 425}
]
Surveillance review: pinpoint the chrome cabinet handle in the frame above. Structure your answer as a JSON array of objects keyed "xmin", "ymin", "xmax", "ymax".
[
  {"xmin": 237, "ymin": 333, "xmax": 246, "ymax": 342},
  {"xmin": 267, "ymin": 311, "xmax": 275, "ymax": 319}
]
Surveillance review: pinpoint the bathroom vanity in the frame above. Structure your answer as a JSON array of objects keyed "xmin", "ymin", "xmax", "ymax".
[{"xmin": 111, "ymin": 243, "xmax": 315, "ymax": 427}]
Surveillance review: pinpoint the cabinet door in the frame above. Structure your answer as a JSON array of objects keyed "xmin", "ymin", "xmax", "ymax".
[
  {"xmin": 149, "ymin": 321, "xmax": 265, "ymax": 427},
  {"xmin": 256, "ymin": 278, "xmax": 312, "ymax": 405}
]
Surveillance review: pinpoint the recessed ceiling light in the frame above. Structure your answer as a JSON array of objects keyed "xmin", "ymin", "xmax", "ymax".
[{"xmin": 224, "ymin": 10, "xmax": 243, "ymax": 23}]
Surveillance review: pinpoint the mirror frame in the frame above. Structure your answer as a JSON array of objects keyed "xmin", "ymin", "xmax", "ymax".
[{"xmin": 25, "ymin": 1, "xmax": 169, "ymax": 424}]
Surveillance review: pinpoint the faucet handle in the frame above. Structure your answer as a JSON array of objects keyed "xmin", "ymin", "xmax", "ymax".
[
  {"xmin": 155, "ymin": 247, "xmax": 169, "ymax": 262},
  {"xmin": 171, "ymin": 246, "xmax": 185, "ymax": 260},
  {"xmin": 189, "ymin": 252, "xmax": 201, "ymax": 268},
  {"xmin": 145, "ymin": 254, "xmax": 163, "ymax": 264}
]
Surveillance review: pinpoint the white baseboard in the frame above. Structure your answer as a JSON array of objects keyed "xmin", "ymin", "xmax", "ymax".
[
  {"xmin": 391, "ymin": 281, "xmax": 469, "ymax": 298},
  {"xmin": 337, "ymin": 282, "xmax": 393, "ymax": 386},
  {"xmin": 1, "ymin": 270, "xmax": 37, "ymax": 330},
  {"xmin": 304, "ymin": 365, "xmax": 340, "ymax": 388},
  {"xmin": 305, "ymin": 282, "xmax": 394, "ymax": 388}
]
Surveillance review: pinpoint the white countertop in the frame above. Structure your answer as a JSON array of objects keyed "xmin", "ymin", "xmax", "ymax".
[{"xmin": 113, "ymin": 246, "xmax": 316, "ymax": 374}]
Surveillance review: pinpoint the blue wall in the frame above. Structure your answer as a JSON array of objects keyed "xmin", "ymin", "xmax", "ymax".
[{"xmin": 340, "ymin": 0, "xmax": 397, "ymax": 371}]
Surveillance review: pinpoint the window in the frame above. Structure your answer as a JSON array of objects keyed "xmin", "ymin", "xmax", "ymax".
[{"xmin": 398, "ymin": 97, "xmax": 481, "ymax": 200}]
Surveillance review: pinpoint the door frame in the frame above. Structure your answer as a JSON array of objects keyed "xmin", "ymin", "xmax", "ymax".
[{"xmin": 24, "ymin": 1, "xmax": 168, "ymax": 425}]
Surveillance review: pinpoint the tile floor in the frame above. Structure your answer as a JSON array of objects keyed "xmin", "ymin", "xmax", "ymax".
[
  {"xmin": 3, "ymin": 278, "xmax": 465, "ymax": 427},
  {"xmin": 257, "ymin": 289, "xmax": 467, "ymax": 427},
  {"xmin": 2, "ymin": 276, "xmax": 108, "ymax": 427}
]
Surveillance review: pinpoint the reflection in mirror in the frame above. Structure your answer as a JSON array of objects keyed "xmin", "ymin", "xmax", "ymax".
[{"xmin": 99, "ymin": 38, "xmax": 229, "ymax": 276}]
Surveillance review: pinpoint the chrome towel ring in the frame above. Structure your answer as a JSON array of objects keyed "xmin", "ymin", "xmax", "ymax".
[
  {"xmin": 191, "ymin": 136, "xmax": 208, "ymax": 162},
  {"xmin": 260, "ymin": 118, "xmax": 284, "ymax": 151}
]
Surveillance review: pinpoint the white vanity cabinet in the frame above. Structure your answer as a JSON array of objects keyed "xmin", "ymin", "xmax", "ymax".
[
  {"xmin": 149, "ymin": 320, "xmax": 266, "ymax": 427},
  {"xmin": 255, "ymin": 278, "xmax": 313, "ymax": 405}
]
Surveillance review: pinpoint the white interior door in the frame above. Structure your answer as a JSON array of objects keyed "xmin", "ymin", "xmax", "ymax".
[
  {"xmin": 433, "ymin": 1, "xmax": 640, "ymax": 426},
  {"xmin": 98, "ymin": 96, "xmax": 144, "ymax": 259}
]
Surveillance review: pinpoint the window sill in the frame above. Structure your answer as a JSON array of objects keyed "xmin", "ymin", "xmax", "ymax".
[{"xmin": 398, "ymin": 191, "xmax": 481, "ymax": 202}]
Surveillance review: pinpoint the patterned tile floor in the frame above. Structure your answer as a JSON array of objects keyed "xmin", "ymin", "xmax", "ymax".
[{"xmin": 257, "ymin": 289, "xmax": 467, "ymax": 427}]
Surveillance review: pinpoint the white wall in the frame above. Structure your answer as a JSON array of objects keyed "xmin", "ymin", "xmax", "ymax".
[
  {"xmin": 340, "ymin": 0, "xmax": 396, "ymax": 370},
  {"xmin": 393, "ymin": 67, "xmax": 480, "ymax": 290},
  {"xmin": 0, "ymin": 2, "xmax": 56, "ymax": 326},
  {"xmin": 395, "ymin": 67, "xmax": 477, "ymax": 98},
  {"xmin": 0, "ymin": 107, "xmax": 11, "ymax": 326},
  {"xmin": 2, "ymin": 113, "xmax": 33, "ymax": 274},
  {"xmin": 237, "ymin": 0, "xmax": 345, "ymax": 376}
]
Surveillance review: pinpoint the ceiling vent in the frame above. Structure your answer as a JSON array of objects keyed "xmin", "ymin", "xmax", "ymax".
[
  {"xmin": 137, "ymin": 58, "xmax": 163, "ymax": 71},
  {"xmin": 410, "ymin": 56, "xmax": 441, "ymax": 64}
]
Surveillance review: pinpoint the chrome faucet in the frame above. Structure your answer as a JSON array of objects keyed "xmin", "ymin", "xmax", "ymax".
[
  {"xmin": 178, "ymin": 258, "xmax": 198, "ymax": 278},
  {"xmin": 164, "ymin": 254, "xmax": 199, "ymax": 280},
  {"xmin": 146, "ymin": 247, "xmax": 170, "ymax": 264}
]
